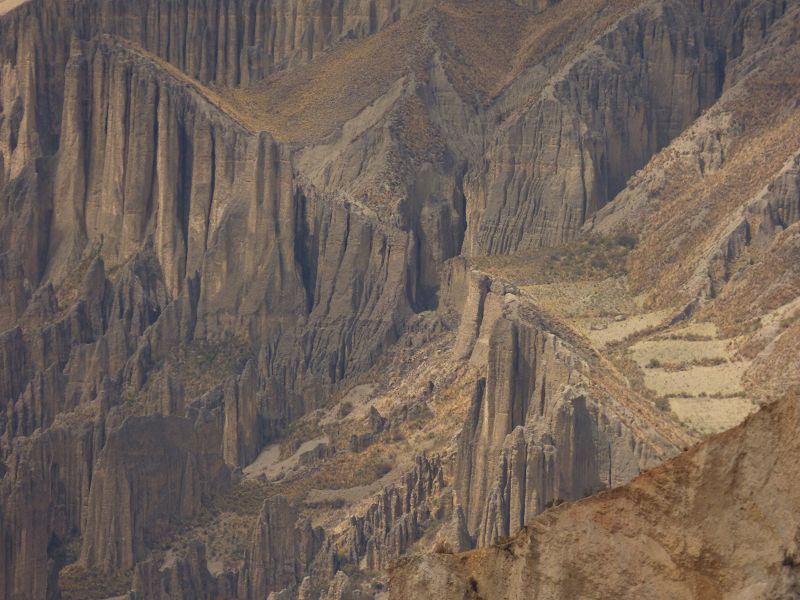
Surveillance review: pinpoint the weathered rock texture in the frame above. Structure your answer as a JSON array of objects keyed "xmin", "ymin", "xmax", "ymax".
[
  {"xmin": 239, "ymin": 495, "xmax": 325, "ymax": 599},
  {"xmin": 0, "ymin": 422, "xmax": 93, "ymax": 600},
  {"xmin": 464, "ymin": 0, "xmax": 794, "ymax": 254},
  {"xmin": 346, "ymin": 454, "xmax": 447, "ymax": 570},
  {"xmin": 80, "ymin": 415, "xmax": 229, "ymax": 572},
  {"xmin": 443, "ymin": 258, "xmax": 689, "ymax": 546},
  {"xmin": 132, "ymin": 542, "xmax": 237, "ymax": 600},
  {"xmin": 389, "ymin": 393, "xmax": 800, "ymax": 600},
  {"xmin": 586, "ymin": 0, "xmax": 800, "ymax": 308},
  {"xmin": 1, "ymin": 0, "xmax": 799, "ymax": 597}
]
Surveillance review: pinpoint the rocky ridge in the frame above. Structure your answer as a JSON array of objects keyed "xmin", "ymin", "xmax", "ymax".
[
  {"xmin": 389, "ymin": 390, "xmax": 800, "ymax": 599},
  {"xmin": 0, "ymin": 0, "xmax": 798, "ymax": 598}
]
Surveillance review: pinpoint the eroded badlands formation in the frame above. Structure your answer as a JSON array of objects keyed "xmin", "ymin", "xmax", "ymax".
[{"xmin": 0, "ymin": 0, "xmax": 798, "ymax": 598}]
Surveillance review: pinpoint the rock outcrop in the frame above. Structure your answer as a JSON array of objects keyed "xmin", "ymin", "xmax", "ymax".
[
  {"xmin": 585, "ymin": 0, "xmax": 800, "ymax": 313},
  {"xmin": 1, "ymin": 0, "xmax": 799, "ymax": 597},
  {"xmin": 80, "ymin": 415, "xmax": 229, "ymax": 573},
  {"xmin": 389, "ymin": 392, "xmax": 800, "ymax": 599},
  {"xmin": 132, "ymin": 542, "xmax": 237, "ymax": 600},
  {"xmin": 444, "ymin": 258, "xmax": 689, "ymax": 546},
  {"xmin": 239, "ymin": 495, "xmax": 325, "ymax": 599},
  {"xmin": 0, "ymin": 421, "xmax": 94, "ymax": 600},
  {"xmin": 463, "ymin": 0, "xmax": 792, "ymax": 254},
  {"xmin": 345, "ymin": 454, "xmax": 447, "ymax": 570}
]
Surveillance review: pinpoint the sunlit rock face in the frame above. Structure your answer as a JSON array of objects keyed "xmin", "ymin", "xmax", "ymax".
[{"xmin": 1, "ymin": 0, "xmax": 798, "ymax": 597}]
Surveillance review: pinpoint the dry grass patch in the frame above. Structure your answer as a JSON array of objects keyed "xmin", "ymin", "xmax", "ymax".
[
  {"xmin": 59, "ymin": 564, "xmax": 131, "ymax": 600},
  {"xmin": 668, "ymin": 396, "xmax": 758, "ymax": 435},
  {"xmin": 471, "ymin": 233, "xmax": 637, "ymax": 286},
  {"xmin": 628, "ymin": 43, "xmax": 800, "ymax": 312},
  {"xmin": 630, "ymin": 338, "xmax": 731, "ymax": 370},
  {"xmin": 642, "ymin": 363, "xmax": 748, "ymax": 398}
]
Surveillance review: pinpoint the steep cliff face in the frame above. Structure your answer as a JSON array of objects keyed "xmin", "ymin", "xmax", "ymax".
[
  {"xmin": 345, "ymin": 454, "xmax": 447, "ymax": 570},
  {"xmin": 0, "ymin": 252, "xmax": 168, "ymax": 458},
  {"xmin": 1, "ymin": 0, "xmax": 432, "ymax": 329},
  {"xmin": 0, "ymin": 2, "xmax": 457, "ymax": 591},
  {"xmin": 132, "ymin": 541, "xmax": 238, "ymax": 600},
  {"xmin": 73, "ymin": 0, "xmax": 432, "ymax": 86},
  {"xmin": 587, "ymin": 0, "xmax": 800, "ymax": 311},
  {"xmin": 443, "ymin": 259, "xmax": 689, "ymax": 546},
  {"xmin": 80, "ymin": 415, "xmax": 229, "ymax": 572},
  {"xmin": 0, "ymin": 422, "xmax": 94, "ymax": 600},
  {"xmin": 463, "ymin": 0, "xmax": 791, "ymax": 254},
  {"xmin": 239, "ymin": 495, "xmax": 324, "ymax": 599},
  {"xmin": 0, "ymin": 0, "xmax": 435, "ymax": 241},
  {"xmin": 3, "ymin": 19, "xmax": 424, "ymax": 467},
  {"xmin": 585, "ymin": 0, "xmax": 800, "ymax": 407},
  {"xmin": 389, "ymin": 392, "xmax": 800, "ymax": 600},
  {"xmin": 1, "ymin": 0, "xmax": 799, "ymax": 597}
]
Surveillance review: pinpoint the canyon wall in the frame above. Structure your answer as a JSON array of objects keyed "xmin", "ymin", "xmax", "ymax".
[
  {"xmin": 389, "ymin": 392, "xmax": 800, "ymax": 600},
  {"xmin": 0, "ymin": 9, "xmax": 425, "ymax": 594},
  {"xmin": 1, "ymin": 0, "xmax": 797, "ymax": 598},
  {"xmin": 463, "ymin": 0, "xmax": 792, "ymax": 254},
  {"xmin": 442, "ymin": 259, "xmax": 688, "ymax": 546}
]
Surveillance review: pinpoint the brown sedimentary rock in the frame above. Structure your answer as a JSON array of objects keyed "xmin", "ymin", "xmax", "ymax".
[
  {"xmin": 389, "ymin": 393, "xmax": 800, "ymax": 600},
  {"xmin": 239, "ymin": 494, "xmax": 325, "ymax": 599},
  {"xmin": 464, "ymin": 0, "xmax": 792, "ymax": 254},
  {"xmin": 132, "ymin": 541, "xmax": 237, "ymax": 600},
  {"xmin": 346, "ymin": 455, "xmax": 446, "ymax": 570},
  {"xmin": 0, "ymin": 0, "xmax": 798, "ymax": 598},
  {"xmin": 80, "ymin": 415, "xmax": 229, "ymax": 572},
  {"xmin": 0, "ymin": 422, "xmax": 94, "ymax": 600},
  {"xmin": 443, "ymin": 260, "xmax": 686, "ymax": 546}
]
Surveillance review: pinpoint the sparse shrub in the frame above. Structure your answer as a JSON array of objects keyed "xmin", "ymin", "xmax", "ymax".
[
  {"xmin": 615, "ymin": 232, "xmax": 638, "ymax": 249},
  {"xmin": 646, "ymin": 358, "xmax": 662, "ymax": 369},
  {"xmin": 590, "ymin": 256, "xmax": 609, "ymax": 270},
  {"xmin": 374, "ymin": 462, "xmax": 392, "ymax": 478},
  {"xmin": 432, "ymin": 541, "xmax": 453, "ymax": 554}
]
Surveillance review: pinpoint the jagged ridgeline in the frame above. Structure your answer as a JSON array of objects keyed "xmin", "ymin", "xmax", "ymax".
[{"xmin": 1, "ymin": 0, "xmax": 799, "ymax": 598}]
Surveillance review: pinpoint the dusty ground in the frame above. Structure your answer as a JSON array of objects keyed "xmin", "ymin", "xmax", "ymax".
[
  {"xmin": 477, "ymin": 244, "xmax": 760, "ymax": 436},
  {"xmin": 0, "ymin": 0, "xmax": 28, "ymax": 16}
]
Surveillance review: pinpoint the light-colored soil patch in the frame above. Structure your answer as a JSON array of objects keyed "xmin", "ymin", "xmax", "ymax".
[
  {"xmin": 629, "ymin": 338, "xmax": 732, "ymax": 368},
  {"xmin": 319, "ymin": 383, "xmax": 377, "ymax": 427},
  {"xmin": 643, "ymin": 362, "xmax": 749, "ymax": 397},
  {"xmin": 669, "ymin": 396, "xmax": 758, "ymax": 435},
  {"xmin": 522, "ymin": 276, "xmax": 638, "ymax": 320},
  {"xmin": 244, "ymin": 435, "xmax": 329, "ymax": 479},
  {"xmin": 586, "ymin": 308, "xmax": 674, "ymax": 348},
  {"xmin": 610, "ymin": 316, "xmax": 755, "ymax": 435}
]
